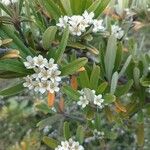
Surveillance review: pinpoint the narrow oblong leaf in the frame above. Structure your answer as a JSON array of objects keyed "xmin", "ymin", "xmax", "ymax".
[
  {"xmin": 43, "ymin": 136, "xmax": 59, "ymax": 149},
  {"xmin": 104, "ymin": 93, "xmax": 116, "ymax": 105},
  {"xmin": 78, "ymin": 70, "xmax": 90, "ymax": 88},
  {"xmin": 0, "ymin": 25, "xmax": 33, "ymax": 58},
  {"xmin": 104, "ymin": 35, "xmax": 117, "ymax": 82},
  {"xmin": 76, "ymin": 126, "xmax": 84, "ymax": 144},
  {"xmin": 62, "ymin": 85, "xmax": 80, "ymax": 100},
  {"xmin": 115, "ymin": 80, "xmax": 133, "ymax": 96},
  {"xmin": 118, "ymin": 55, "xmax": 132, "ymax": 78},
  {"xmin": 55, "ymin": 26, "xmax": 69, "ymax": 62},
  {"xmin": 42, "ymin": 26, "xmax": 57, "ymax": 50},
  {"xmin": 60, "ymin": 0, "xmax": 72, "ymax": 15},
  {"xmin": 90, "ymin": 65, "xmax": 100, "ymax": 90},
  {"xmin": 0, "ymin": 59, "xmax": 33, "ymax": 74},
  {"xmin": 96, "ymin": 0, "xmax": 111, "ymax": 18},
  {"xmin": 87, "ymin": 0, "xmax": 102, "ymax": 13},
  {"xmin": 97, "ymin": 82, "xmax": 108, "ymax": 94},
  {"xmin": 39, "ymin": 0, "xmax": 62, "ymax": 20},
  {"xmin": 0, "ymin": 82, "xmax": 24, "ymax": 97},
  {"xmin": 61, "ymin": 58, "xmax": 88, "ymax": 76},
  {"xmin": 63, "ymin": 122, "xmax": 71, "ymax": 140},
  {"xmin": 110, "ymin": 72, "xmax": 118, "ymax": 94}
]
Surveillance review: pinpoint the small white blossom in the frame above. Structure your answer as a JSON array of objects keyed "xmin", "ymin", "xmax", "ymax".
[
  {"xmin": 57, "ymin": 11, "xmax": 105, "ymax": 36},
  {"xmin": 23, "ymin": 75, "xmax": 34, "ymax": 90},
  {"xmin": 33, "ymin": 55, "xmax": 48, "ymax": 68},
  {"xmin": 23, "ymin": 56, "xmax": 34, "ymax": 69},
  {"xmin": 82, "ymin": 10, "xmax": 94, "ymax": 24},
  {"xmin": 77, "ymin": 88, "xmax": 104, "ymax": 109},
  {"xmin": 55, "ymin": 138, "xmax": 84, "ymax": 150},
  {"xmin": 1, "ymin": 0, "xmax": 17, "ymax": 5},
  {"xmin": 111, "ymin": 25, "xmax": 124, "ymax": 39},
  {"xmin": 57, "ymin": 16, "xmax": 69, "ymax": 28},
  {"xmin": 77, "ymin": 96, "xmax": 89, "ymax": 108},
  {"xmin": 93, "ymin": 129, "xmax": 105, "ymax": 139},
  {"xmin": 94, "ymin": 94, "xmax": 104, "ymax": 108},
  {"xmin": 23, "ymin": 55, "xmax": 61, "ymax": 94},
  {"xmin": 92, "ymin": 19, "xmax": 105, "ymax": 33}
]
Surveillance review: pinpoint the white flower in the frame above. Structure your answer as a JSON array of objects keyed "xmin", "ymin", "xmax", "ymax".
[
  {"xmin": 56, "ymin": 11, "xmax": 106, "ymax": 36},
  {"xmin": 23, "ymin": 55, "xmax": 61, "ymax": 94},
  {"xmin": 1, "ymin": 0, "xmax": 17, "ymax": 5},
  {"xmin": 94, "ymin": 94, "xmax": 104, "ymax": 108},
  {"xmin": 38, "ymin": 69, "xmax": 51, "ymax": 81},
  {"xmin": 92, "ymin": 19, "xmax": 105, "ymax": 33},
  {"xmin": 55, "ymin": 138, "xmax": 84, "ymax": 150},
  {"xmin": 93, "ymin": 129, "xmax": 105, "ymax": 139},
  {"xmin": 77, "ymin": 96, "xmax": 89, "ymax": 108},
  {"xmin": 24, "ymin": 56, "xmax": 34, "ymax": 69},
  {"xmin": 82, "ymin": 10, "xmax": 94, "ymax": 24},
  {"xmin": 33, "ymin": 55, "xmax": 48, "ymax": 68},
  {"xmin": 111, "ymin": 25, "xmax": 124, "ymax": 39},
  {"xmin": 57, "ymin": 16, "xmax": 69, "ymax": 28},
  {"xmin": 50, "ymin": 69, "xmax": 61, "ymax": 82},
  {"xmin": 23, "ymin": 75, "xmax": 34, "ymax": 90},
  {"xmin": 46, "ymin": 58, "xmax": 58, "ymax": 70},
  {"xmin": 48, "ymin": 81, "xmax": 60, "ymax": 93}
]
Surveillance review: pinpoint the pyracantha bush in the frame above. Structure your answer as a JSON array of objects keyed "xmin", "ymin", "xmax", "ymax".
[{"xmin": 0, "ymin": 0, "xmax": 150, "ymax": 149}]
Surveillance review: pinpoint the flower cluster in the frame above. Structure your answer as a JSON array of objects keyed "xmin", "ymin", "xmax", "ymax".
[
  {"xmin": 55, "ymin": 138, "xmax": 84, "ymax": 150},
  {"xmin": 23, "ymin": 55, "xmax": 61, "ymax": 94},
  {"xmin": 77, "ymin": 89, "xmax": 104, "ymax": 108},
  {"xmin": 93, "ymin": 129, "xmax": 105, "ymax": 140},
  {"xmin": 1, "ymin": 0, "xmax": 17, "ymax": 5},
  {"xmin": 57, "ymin": 11, "xmax": 105, "ymax": 36},
  {"xmin": 111, "ymin": 25, "xmax": 124, "ymax": 39}
]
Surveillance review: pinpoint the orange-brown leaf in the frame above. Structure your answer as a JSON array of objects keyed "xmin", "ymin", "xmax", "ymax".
[
  {"xmin": 48, "ymin": 92, "xmax": 55, "ymax": 107},
  {"xmin": 71, "ymin": 75, "xmax": 78, "ymax": 90}
]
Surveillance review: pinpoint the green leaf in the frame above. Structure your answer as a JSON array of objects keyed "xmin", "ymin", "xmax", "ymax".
[
  {"xmin": 35, "ymin": 102, "xmax": 52, "ymax": 114},
  {"xmin": 60, "ymin": 0, "xmax": 72, "ymax": 15},
  {"xmin": 61, "ymin": 57, "xmax": 88, "ymax": 76},
  {"xmin": 104, "ymin": 35, "xmax": 117, "ymax": 82},
  {"xmin": 39, "ymin": 0, "xmax": 62, "ymax": 20},
  {"xmin": 62, "ymin": 85, "xmax": 80, "ymax": 100},
  {"xmin": 115, "ymin": 80, "xmax": 133, "ymax": 97},
  {"xmin": 110, "ymin": 72, "xmax": 118, "ymax": 94},
  {"xmin": 96, "ymin": 0, "xmax": 111, "ymax": 18},
  {"xmin": 0, "ymin": 25, "xmax": 33, "ymax": 58},
  {"xmin": 118, "ymin": 55, "xmax": 132, "ymax": 78},
  {"xmin": 43, "ymin": 136, "xmax": 59, "ymax": 149},
  {"xmin": 114, "ymin": 42, "xmax": 123, "ymax": 71},
  {"xmin": 133, "ymin": 67, "xmax": 140, "ymax": 88},
  {"xmin": 140, "ymin": 77, "xmax": 150, "ymax": 87},
  {"xmin": 95, "ymin": 113, "xmax": 101, "ymax": 130},
  {"xmin": 42, "ymin": 26, "xmax": 57, "ymax": 50},
  {"xmin": 0, "ymin": 82, "xmax": 24, "ymax": 97},
  {"xmin": 0, "ymin": 2, "xmax": 12, "ymax": 16},
  {"xmin": 0, "ymin": 59, "xmax": 33, "ymax": 74},
  {"xmin": 90, "ymin": 65, "xmax": 100, "ymax": 90},
  {"xmin": 97, "ymin": 82, "xmax": 108, "ymax": 94},
  {"xmin": 55, "ymin": 26, "xmax": 69, "ymax": 62},
  {"xmin": 0, "ymin": 71, "xmax": 26, "ymax": 78},
  {"xmin": 78, "ymin": 70, "xmax": 90, "ymax": 88},
  {"xmin": 76, "ymin": 126, "xmax": 84, "ymax": 144},
  {"xmin": 70, "ymin": 0, "xmax": 83, "ymax": 14},
  {"xmin": 104, "ymin": 93, "xmax": 116, "ymax": 105},
  {"xmin": 136, "ymin": 123, "xmax": 144, "ymax": 146},
  {"xmin": 87, "ymin": 0, "xmax": 102, "ymax": 13},
  {"xmin": 63, "ymin": 122, "xmax": 71, "ymax": 140},
  {"xmin": 37, "ymin": 114, "xmax": 62, "ymax": 129}
]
